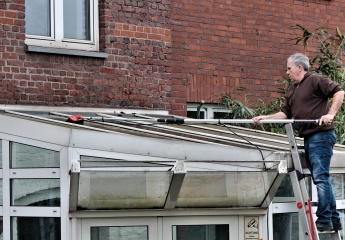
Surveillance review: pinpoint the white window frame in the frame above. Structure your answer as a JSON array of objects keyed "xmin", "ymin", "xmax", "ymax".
[
  {"xmin": 25, "ymin": 0, "xmax": 100, "ymax": 52},
  {"xmin": 0, "ymin": 136, "xmax": 68, "ymax": 240}
]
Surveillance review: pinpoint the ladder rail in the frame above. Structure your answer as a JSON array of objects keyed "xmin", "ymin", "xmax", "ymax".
[{"xmin": 285, "ymin": 123, "xmax": 341, "ymax": 240}]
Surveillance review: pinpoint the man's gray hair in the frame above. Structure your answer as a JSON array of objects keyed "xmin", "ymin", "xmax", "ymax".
[{"xmin": 288, "ymin": 53, "xmax": 310, "ymax": 71}]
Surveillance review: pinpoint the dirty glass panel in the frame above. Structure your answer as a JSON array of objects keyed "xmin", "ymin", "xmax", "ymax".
[
  {"xmin": 11, "ymin": 142, "xmax": 59, "ymax": 168},
  {"xmin": 11, "ymin": 179, "xmax": 60, "ymax": 206},
  {"xmin": 11, "ymin": 217, "xmax": 60, "ymax": 240},
  {"xmin": 172, "ymin": 225, "xmax": 229, "ymax": 240},
  {"xmin": 175, "ymin": 171, "xmax": 277, "ymax": 208},
  {"xmin": 91, "ymin": 226, "xmax": 148, "ymax": 240},
  {"xmin": 63, "ymin": 0, "xmax": 91, "ymax": 40},
  {"xmin": 25, "ymin": 0, "xmax": 51, "ymax": 36},
  {"xmin": 331, "ymin": 173, "xmax": 345, "ymax": 199},
  {"xmin": 78, "ymin": 171, "xmax": 172, "ymax": 210}
]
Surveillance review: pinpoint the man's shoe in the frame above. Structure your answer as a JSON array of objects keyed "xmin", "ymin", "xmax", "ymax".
[
  {"xmin": 316, "ymin": 221, "xmax": 333, "ymax": 232},
  {"xmin": 332, "ymin": 220, "xmax": 342, "ymax": 231}
]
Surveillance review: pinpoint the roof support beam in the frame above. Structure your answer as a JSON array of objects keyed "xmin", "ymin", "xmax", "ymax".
[
  {"xmin": 164, "ymin": 161, "xmax": 186, "ymax": 210},
  {"xmin": 261, "ymin": 160, "xmax": 288, "ymax": 208},
  {"xmin": 69, "ymin": 160, "xmax": 80, "ymax": 212}
]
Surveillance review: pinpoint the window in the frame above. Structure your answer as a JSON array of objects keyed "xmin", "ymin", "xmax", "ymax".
[
  {"xmin": 12, "ymin": 217, "xmax": 61, "ymax": 240},
  {"xmin": 25, "ymin": 0, "xmax": 99, "ymax": 52},
  {"xmin": 187, "ymin": 103, "xmax": 231, "ymax": 119}
]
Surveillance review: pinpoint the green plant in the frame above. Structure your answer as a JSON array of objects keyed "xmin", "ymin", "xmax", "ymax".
[{"xmin": 218, "ymin": 87, "xmax": 256, "ymax": 119}]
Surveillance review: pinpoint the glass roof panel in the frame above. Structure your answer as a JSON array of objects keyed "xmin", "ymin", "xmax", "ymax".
[
  {"xmin": 80, "ymin": 156, "xmax": 173, "ymax": 168},
  {"xmin": 78, "ymin": 171, "xmax": 173, "ymax": 210},
  {"xmin": 175, "ymin": 171, "xmax": 278, "ymax": 208}
]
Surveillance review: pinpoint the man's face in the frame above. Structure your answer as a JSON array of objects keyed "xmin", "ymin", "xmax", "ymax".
[{"xmin": 286, "ymin": 59, "xmax": 302, "ymax": 84}]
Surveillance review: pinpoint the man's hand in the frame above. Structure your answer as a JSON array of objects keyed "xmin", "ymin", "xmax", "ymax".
[
  {"xmin": 319, "ymin": 114, "xmax": 334, "ymax": 126},
  {"xmin": 252, "ymin": 116, "xmax": 266, "ymax": 124}
]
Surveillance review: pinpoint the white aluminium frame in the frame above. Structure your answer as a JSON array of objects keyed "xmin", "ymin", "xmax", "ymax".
[
  {"xmin": 25, "ymin": 0, "xmax": 99, "ymax": 52},
  {"xmin": 0, "ymin": 134, "xmax": 69, "ymax": 240}
]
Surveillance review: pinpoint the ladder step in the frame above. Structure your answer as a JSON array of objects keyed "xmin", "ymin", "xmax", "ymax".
[
  {"xmin": 318, "ymin": 230, "xmax": 338, "ymax": 234},
  {"xmin": 311, "ymin": 201, "xmax": 318, "ymax": 206},
  {"xmin": 297, "ymin": 145, "xmax": 304, "ymax": 149}
]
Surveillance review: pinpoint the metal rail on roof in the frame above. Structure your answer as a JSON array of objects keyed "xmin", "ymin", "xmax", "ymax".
[
  {"xmin": 48, "ymin": 112, "xmax": 228, "ymax": 146},
  {"xmin": 97, "ymin": 113, "xmax": 292, "ymax": 151}
]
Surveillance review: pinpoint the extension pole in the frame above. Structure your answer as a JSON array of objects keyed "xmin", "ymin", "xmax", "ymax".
[{"xmin": 60, "ymin": 113, "xmax": 319, "ymax": 125}]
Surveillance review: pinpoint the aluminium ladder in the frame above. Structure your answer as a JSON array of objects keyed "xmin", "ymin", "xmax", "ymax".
[{"xmin": 285, "ymin": 123, "xmax": 341, "ymax": 240}]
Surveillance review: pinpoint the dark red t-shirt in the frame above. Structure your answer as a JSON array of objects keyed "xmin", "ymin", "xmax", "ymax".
[{"xmin": 281, "ymin": 72, "xmax": 342, "ymax": 137}]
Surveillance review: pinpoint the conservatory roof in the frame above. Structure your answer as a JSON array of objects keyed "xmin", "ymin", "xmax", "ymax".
[{"xmin": 0, "ymin": 105, "xmax": 344, "ymax": 211}]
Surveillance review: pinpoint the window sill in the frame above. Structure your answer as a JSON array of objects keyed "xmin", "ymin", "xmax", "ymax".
[{"xmin": 24, "ymin": 45, "xmax": 108, "ymax": 59}]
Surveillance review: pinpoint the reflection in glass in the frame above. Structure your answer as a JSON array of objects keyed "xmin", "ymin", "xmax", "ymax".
[
  {"xmin": 11, "ymin": 142, "xmax": 59, "ymax": 168},
  {"xmin": 12, "ymin": 217, "xmax": 60, "ymax": 240},
  {"xmin": 176, "ymin": 171, "xmax": 277, "ymax": 208},
  {"xmin": 63, "ymin": 0, "xmax": 91, "ymax": 40},
  {"xmin": 273, "ymin": 175, "xmax": 311, "ymax": 203},
  {"xmin": 331, "ymin": 174, "xmax": 345, "ymax": 199},
  {"xmin": 25, "ymin": 0, "xmax": 51, "ymax": 36},
  {"xmin": 78, "ymin": 171, "xmax": 172, "ymax": 210},
  {"xmin": 0, "ymin": 180, "xmax": 3, "ymax": 205},
  {"xmin": 187, "ymin": 111, "xmax": 205, "ymax": 119},
  {"xmin": 172, "ymin": 225, "xmax": 229, "ymax": 240},
  {"xmin": 11, "ymin": 179, "xmax": 60, "ymax": 206},
  {"xmin": 273, "ymin": 213, "xmax": 301, "ymax": 240},
  {"xmin": 0, "ymin": 217, "xmax": 2, "ymax": 240},
  {"xmin": 0, "ymin": 139, "xmax": 2, "ymax": 168},
  {"xmin": 91, "ymin": 226, "xmax": 148, "ymax": 240}
]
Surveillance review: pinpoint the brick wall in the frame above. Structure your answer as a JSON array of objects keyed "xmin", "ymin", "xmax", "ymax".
[
  {"xmin": 171, "ymin": 0, "xmax": 345, "ymax": 108},
  {"xmin": 0, "ymin": 0, "xmax": 175, "ymax": 111},
  {"xmin": 1, "ymin": 0, "xmax": 345, "ymax": 115}
]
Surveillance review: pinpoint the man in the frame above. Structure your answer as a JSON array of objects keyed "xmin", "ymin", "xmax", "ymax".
[{"xmin": 253, "ymin": 53, "xmax": 344, "ymax": 232}]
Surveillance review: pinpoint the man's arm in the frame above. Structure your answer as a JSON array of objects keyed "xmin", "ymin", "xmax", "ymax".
[
  {"xmin": 252, "ymin": 111, "xmax": 288, "ymax": 124},
  {"xmin": 320, "ymin": 90, "xmax": 345, "ymax": 125}
]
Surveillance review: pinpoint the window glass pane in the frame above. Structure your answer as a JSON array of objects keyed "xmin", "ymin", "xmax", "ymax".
[
  {"xmin": 91, "ymin": 226, "xmax": 148, "ymax": 240},
  {"xmin": 64, "ymin": 0, "xmax": 91, "ymax": 40},
  {"xmin": 11, "ymin": 142, "xmax": 59, "ymax": 168},
  {"xmin": 12, "ymin": 217, "xmax": 60, "ymax": 240},
  {"xmin": 0, "ymin": 139, "xmax": 2, "ymax": 168},
  {"xmin": 11, "ymin": 179, "xmax": 60, "ymax": 206},
  {"xmin": 187, "ymin": 111, "xmax": 204, "ymax": 119},
  {"xmin": 331, "ymin": 173, "xmax": 345, "ymax": 199},
  {"xmin": 273, "ymin": 213, "xmax": 302, "ymax": 240},
  {"xmin": 172, "ymin": 225, "xmax": 229, "ymax": 240},
  {"xmin": 274, "ymin": 211, "xmax": 344, "ymax": 240},
  {"xmin": 0, "ymin": 217, "xmax": 2, "ymax": 239},
  {"xmin": 25, "ymin": 0, "xmax": 51, "ymax": 36},
  {"xmin": 0, "ymin": 180, "xmax": 3, "ymax": 206},
  {"xmin": 213, "ymin": 112, "xmax": 230, "ymax": 119},
  {"xmin": 273, "ymin": 175, "xmax": 311, "ymax": 203}
]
